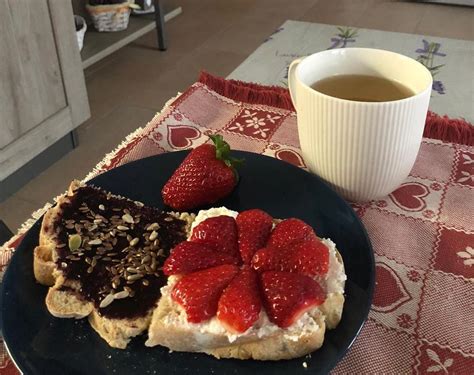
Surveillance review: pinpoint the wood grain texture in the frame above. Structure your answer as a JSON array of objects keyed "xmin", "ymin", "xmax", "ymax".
[
  {"xmin": 48, "ymin": 0, "xmax": 90, "ymax": 126},
  {"xmin": 0, "ymin": 108, "xmax": 74, "ymax": 181},
  {"xmin": 0, "ymin": 0, "xmax": 66, "ymax": 149}
]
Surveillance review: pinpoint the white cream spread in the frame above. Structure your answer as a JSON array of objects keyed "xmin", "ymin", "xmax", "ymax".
[{"xmin": 166, "ymin": 207, "xmax": 346, "ymax": 343}]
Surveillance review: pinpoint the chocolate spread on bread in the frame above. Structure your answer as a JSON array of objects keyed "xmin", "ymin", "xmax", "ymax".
[{"xmin": 53, "ymin": 185, "xmax": 187, "ymax": 319}]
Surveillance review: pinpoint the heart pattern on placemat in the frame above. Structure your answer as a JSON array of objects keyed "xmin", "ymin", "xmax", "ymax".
[
  {"xmin": 372, "ymin": 263, "xmax": 411, "ymax": 313},
  {"xmin": 389, "ymin": 182, "xmax": 430, "ymax": 212},
  {"xmin": 275, "ymin": 149, "xmax": 305, "ymax": 167},
  {"xmin": 167, "ymin": 125, "xmax": 201, "ymax": 149}
]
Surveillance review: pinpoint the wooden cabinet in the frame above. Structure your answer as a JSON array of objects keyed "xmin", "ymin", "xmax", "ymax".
[{"xmin": 0, "ymin": 0, "xmax": 90, "ymax": 183}]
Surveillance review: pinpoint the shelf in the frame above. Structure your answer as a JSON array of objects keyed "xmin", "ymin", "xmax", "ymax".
[{"xmin": 80, "ymin": 5, "xmax": 182, "ymax": 69}]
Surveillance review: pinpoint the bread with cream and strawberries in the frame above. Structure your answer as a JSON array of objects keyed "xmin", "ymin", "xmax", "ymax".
[{"xmin": 146, "ymin": 207, "xmax": 346, "ymax": 360}]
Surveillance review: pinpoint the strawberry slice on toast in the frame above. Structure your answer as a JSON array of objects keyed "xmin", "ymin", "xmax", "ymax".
[
  {"xmin": 260, "ymin": 271, "xmax": 326, "ymax": 328},
  {"xmin": 163, "ymin": 241, "xmax": 238, "ymax": 276},
  {"xmin": 171, "ymin": 264, "xmax": 239, "ymax": 323},
  {"xmin": 236, "ymin": 209, "xmax": 273, "ymax": 264},
  {"xmin": 217, "ymin": 267, "xmax": 262, "ymax": 333}
]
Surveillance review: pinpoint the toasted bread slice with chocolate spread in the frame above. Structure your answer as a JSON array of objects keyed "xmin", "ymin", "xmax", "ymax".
[{"xmin": 34, "ymin": 180, "xmax": 194, "ymax": 348}]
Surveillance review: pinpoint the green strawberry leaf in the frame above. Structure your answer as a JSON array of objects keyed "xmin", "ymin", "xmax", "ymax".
[{"xmin": 209, "ymin": 134, "xmax": 244, "ymax": 181}]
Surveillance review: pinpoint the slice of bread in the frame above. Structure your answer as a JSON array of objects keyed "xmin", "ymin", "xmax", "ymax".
[
  {"xmin": 145, "ymin": 278, "xmax": 327, "ymax": 360},
  {"xmin": 34, "ymin": 180, "xmax": 194, "ymax": 349},
  {"xmin": 145, "ymin": 250, "xmax": 344, "ymax": 360},
  {"xmin": 145, "ymin": 208, "xmax": 346, "ymax": 360}
]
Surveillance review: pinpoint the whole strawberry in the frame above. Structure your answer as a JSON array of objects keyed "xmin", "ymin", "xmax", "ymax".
[{"xmin": 162, "ymin": 135, "xmax": 242, "ymax": 211}]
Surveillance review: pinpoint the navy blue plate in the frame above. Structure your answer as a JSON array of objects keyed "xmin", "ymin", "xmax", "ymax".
[{"xmin": 1, "ymin": 151, "xmax": 374, "ymax": 374}]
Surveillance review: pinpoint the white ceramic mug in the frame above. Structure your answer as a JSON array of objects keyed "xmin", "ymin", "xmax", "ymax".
[{"xmin": 288, "ymin": 48, "xmax": 432, "ymax": 202}]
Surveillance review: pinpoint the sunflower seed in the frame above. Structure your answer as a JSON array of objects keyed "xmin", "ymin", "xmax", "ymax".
[
  {"xmin": 141, "ymin": 255, "xmax": 151, "ymax": 264},
  {"xmin": 57, "ymin": 243, "xmax": 66, "ymax": 249},
  {"xmin": 146, "ymin": 223, "xmax": 160, "ymax": 231},
  {"xmin": 127, "ymin": 267, "xmax": 138, "ymax": 273},
  {"xmin": 112, "ymin": 208, "xmax": 122, "ymax": 212},
  {"xmin": 127, "ymin": 274, "xmax": 143, "ymax": 281},
  {"xmin": 65, "ymin": 223, "xmax": 75, "ymax": 229},
  {"xmin": 98, "ymin": 204, "xmax": 105, "ymax": 211},
  {"xmin": 164, "ymin": 217, "xmax": 173, "ymax": 222},
  {"xmin": 85, "ymin": 257, "xmax": 92, "ymax": 264},
  {"xmin": 88, "ymin": 239, "xmax": 102, "ymax": 246},
  {"xmin": 68, "ymin": 234, "xmax": 82, "ymax": 251},
  {"xmin": 135, "ymin": 201, "xmax": 144, "ymax": 207},
  {"xmin": 153, "ymin": 239, "xmax": 160, "ymax": 247},
  {"xmin": 114, "ymin": 290, "xmax": 129, "ymax": 299},
  {"xmin": 99, "ymin": 294, "xmax": 115, "ymax": 308},
  {"xmin": 142, "ymin": 279, "xmax": 150, "ymax": 286},
  {"xmin": 61, "ymin": 262, "xmax": 68, "ymax": 268},
  {"xmin": 122, "ymin": 214, "xmax": 134, "ymax": 224},
  {"xmin": 107, "ymin": 252, "xmax": 117, "ymax": 257},
  {"xmin": 87, "ymin": 266, "xmax": 94, "ymax": 273},
  {"xmin": 109, "ymin": 230, "xmax": 116, "ymax": 237},
  {"xmin": 129, "ymin": 238, "xmax": 139, "ymax": 247},
  {"xmin": 91, "ymin": 258, "xmax": 97, "ymax": 267},
  {"xmin": 126, "ymin": 234, "xmax": 133, "ymax": 242},
  {"xmin": 117, "ymin": 225, "xmax": 129, "ymax": 231},
  {"xmin": 149, "ymin": 231, "xmax": 158, "ymax": 241},
  {"xmin": 123, "ymin": 209, "xmax": 130, "ymax": 215}
]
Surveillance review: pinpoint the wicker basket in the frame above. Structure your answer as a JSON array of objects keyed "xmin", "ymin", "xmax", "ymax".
[{"xmin": 86, "ymin": 1, "xmax": 134, "ymax": 32}]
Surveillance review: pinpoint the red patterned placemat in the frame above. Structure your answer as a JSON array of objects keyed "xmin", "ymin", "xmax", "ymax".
[{"xmin": 1, "ymin": 73, "xmax": 472, "ymax": 374}]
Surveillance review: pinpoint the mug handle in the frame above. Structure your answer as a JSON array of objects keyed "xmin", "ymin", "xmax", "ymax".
[{"xmin": 288, "ymin": 58, "xmax": 302, "ymax": 109}]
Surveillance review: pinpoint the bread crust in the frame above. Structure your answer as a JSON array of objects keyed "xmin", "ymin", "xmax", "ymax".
[
  {"xmin": 207, "ymin": 320, "xmax": 325, "ymax": 360},
  {"xmin": 145, "ymin": 292, "xmax": 326, "ymax": 360},
  {"xmin": 89, "ymin": 310, "xmax": 151, "ymax": 349}
]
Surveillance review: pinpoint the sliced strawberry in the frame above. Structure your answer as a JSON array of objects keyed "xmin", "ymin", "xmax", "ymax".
[
  {"xmin": 267, "ymin": 218, "xmax": 317, "ymax": 248},
  {"xmin": 217, "ymin": 267, "xmax": 262, "ymax": 333},
  {"xmin": 163, "ymin": 241, "xmax": 238, "ymax": 276},
  {"xmin": 260, "ymin": 271, "xmax": 325, "ymax": 328},
  {"xmin": 190, "ymin": 216, "xmax": 239, "ymax": 257},
  {"xmin": 252, "ymin": 237, "xmax": 329, "ymax": 277},
  {"xmin": 171, "ymin": 264, "xmax": 239, "ymax": 323},
  {"xmin": 236, "ymin": 209, "xmax": 273, "ymax": 264}
]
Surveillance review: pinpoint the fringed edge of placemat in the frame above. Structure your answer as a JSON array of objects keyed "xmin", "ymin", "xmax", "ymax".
[{"xmin": 199, "ymin": 71, "xmax": 474, "ymax": 146}]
